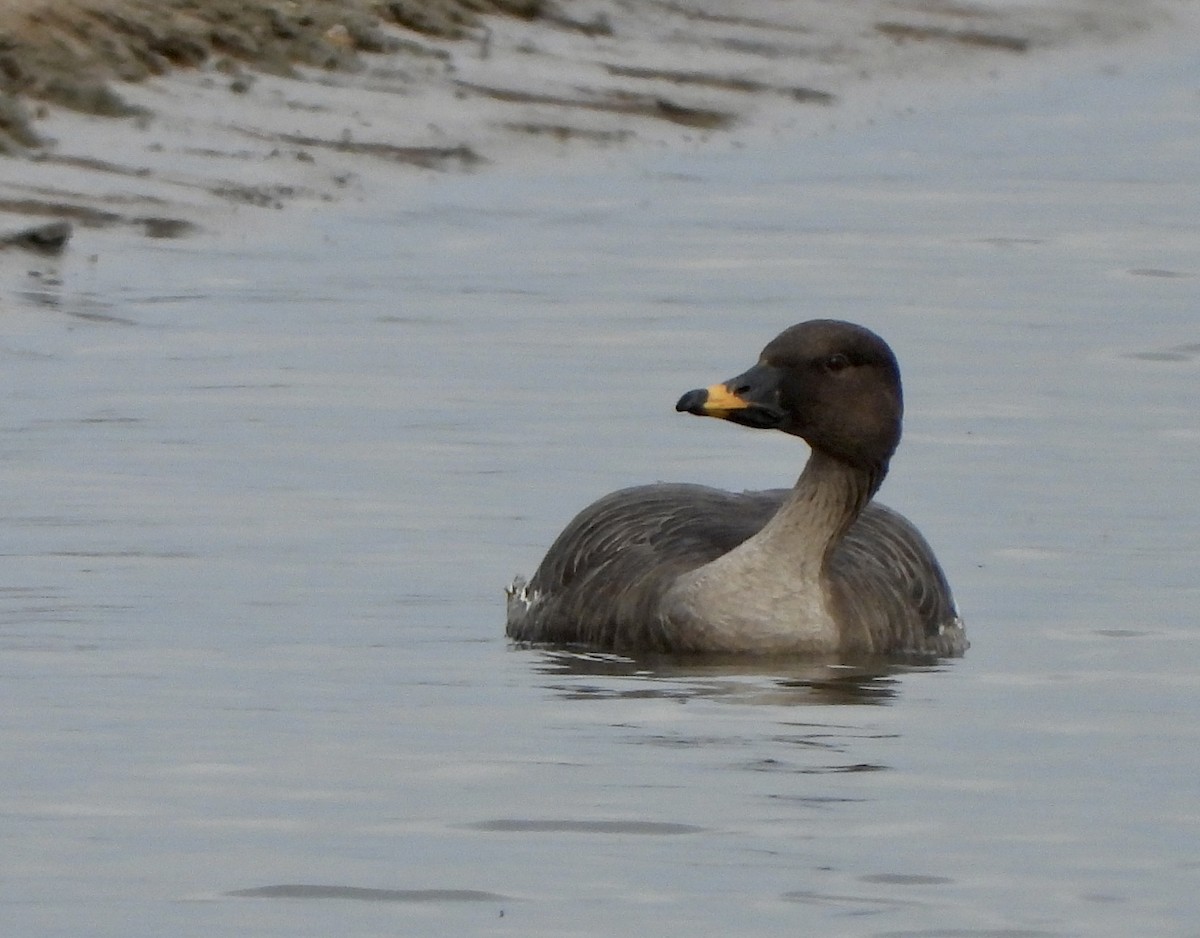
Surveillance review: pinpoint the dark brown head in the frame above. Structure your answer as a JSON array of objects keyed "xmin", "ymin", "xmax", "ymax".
[{"xmin": 675, "ymin": 320, "xmax": 903, "ymax": 470}]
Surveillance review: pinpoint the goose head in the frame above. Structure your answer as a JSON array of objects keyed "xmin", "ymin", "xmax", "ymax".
[{"xmin": 675, "ymin": 320, "xmax": 904, "ymax": 471}]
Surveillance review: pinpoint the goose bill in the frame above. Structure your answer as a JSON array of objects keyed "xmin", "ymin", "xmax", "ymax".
[{"xmin": 675, "ymin": 364, "xmax": 784, "ymax": 430}]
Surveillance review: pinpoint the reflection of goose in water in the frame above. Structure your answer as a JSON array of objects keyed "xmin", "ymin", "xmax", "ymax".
[
  {"xmin": 532, "ymin": 649, "xmax": 909, "ymax": 707},
  {"xmin": 507, "ymin": 320, "xmax": 966, "ymax": 660}
]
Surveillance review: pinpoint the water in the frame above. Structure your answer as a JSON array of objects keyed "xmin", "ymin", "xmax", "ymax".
[{"xmin": 2, "ymin": 45, "xmax": 1198, "ymax": 938}]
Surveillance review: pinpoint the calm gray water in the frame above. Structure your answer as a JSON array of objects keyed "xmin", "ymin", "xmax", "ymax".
[{"xmin": 2, "ymin": 47, "xmax": 1198, "ymax": 938}]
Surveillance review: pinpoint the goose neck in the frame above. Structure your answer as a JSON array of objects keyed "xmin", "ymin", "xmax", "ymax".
[{"xmin": 761, "ymin": 449, "xmax": 884, "ymax": 561}]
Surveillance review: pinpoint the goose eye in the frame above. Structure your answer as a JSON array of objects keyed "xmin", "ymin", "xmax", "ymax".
[{"xmin": 823, "ymin": 353, "xmax": 851, "ymax": 373}]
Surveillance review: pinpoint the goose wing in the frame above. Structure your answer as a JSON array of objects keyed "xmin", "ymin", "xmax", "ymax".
[
  {"xmin": 507, "ymin": 483, "xmax": 786, "ymax": 649},
  {"xmin": 830, "ymin": 504, "xmax": 963, "ymax": 656}
]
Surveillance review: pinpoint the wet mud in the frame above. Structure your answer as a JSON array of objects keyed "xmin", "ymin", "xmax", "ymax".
[
  {"xmin": 0, "ymin": 0, "xmax": 540, "ymax": 124},
  {"xmin": 0, "ymin": 0, "xmax": 1181, "ymax": 242}
]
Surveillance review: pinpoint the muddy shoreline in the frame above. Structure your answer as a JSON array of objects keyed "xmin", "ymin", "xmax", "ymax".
[
  {"xmin": 0, "ymin": 0, "xmax": 1186, "ymax": 248},
  {"xmin": 0, "ymin": 0, "xmax": 544, "ymax": 145}
]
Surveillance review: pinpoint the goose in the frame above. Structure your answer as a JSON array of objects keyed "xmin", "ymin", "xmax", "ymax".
[{"xmin": 505, "ymin": 320, "xmax": 966, "ymax": 659}]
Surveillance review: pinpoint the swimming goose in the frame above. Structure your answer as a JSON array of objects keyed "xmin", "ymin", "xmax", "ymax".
[{"xmin": 506, "ymin": 320, "xmax": 966, "ymax": 659}]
